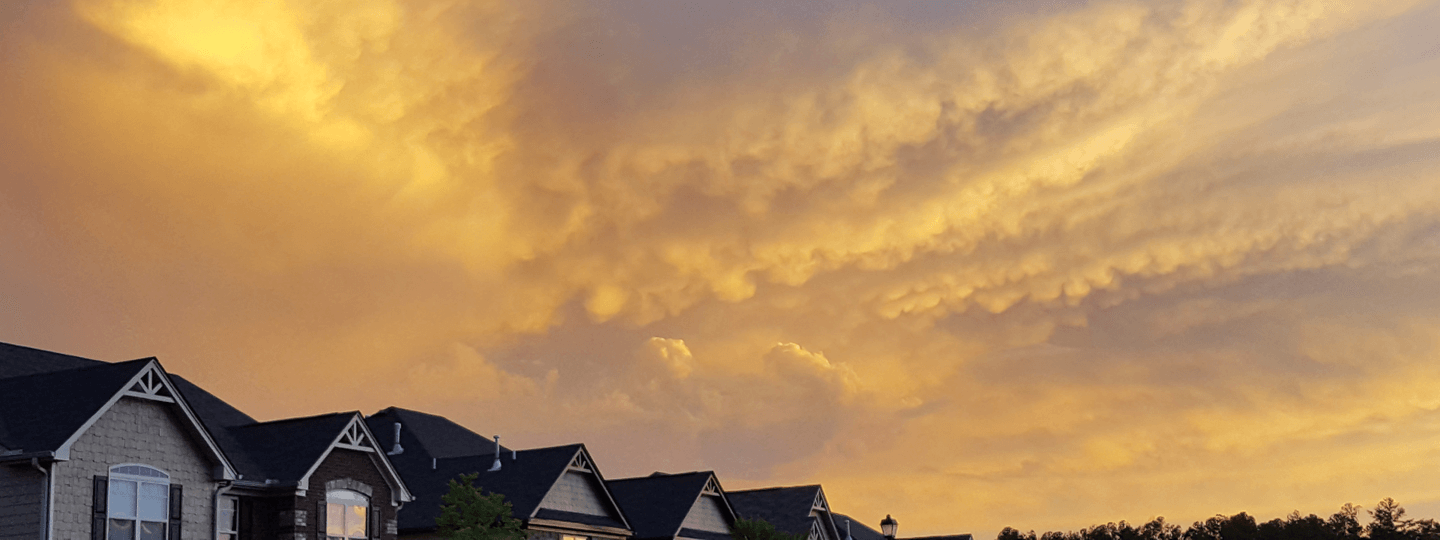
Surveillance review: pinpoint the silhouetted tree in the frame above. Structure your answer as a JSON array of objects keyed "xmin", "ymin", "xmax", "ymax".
[
  {"xmin": 733, "ymin": 517, "xmax": 806, "ymax": 540},
  {"xmin": 435, "ymin": 473, "xmax": 525, "ymax": 540},
  {"xmin": 997, "ymin": 499, "xmax": 1440, "ymax": 540}
]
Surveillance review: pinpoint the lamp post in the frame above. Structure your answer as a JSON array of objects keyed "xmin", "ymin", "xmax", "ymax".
[{"xmin": 881, "ymin": 515, "xmax": 898, "ymax": 540}]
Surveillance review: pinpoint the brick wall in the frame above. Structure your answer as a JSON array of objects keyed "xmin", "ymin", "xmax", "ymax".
[
  {"xmin": 52, "ymin": 396, "xmax": 220, "ymax": 540},
  {"xmin": 285, "ymin": 448, "xmax": 397, "ymax": 540},
  {"xmin": 0, "ymin": 463, "xmax": 46, "ymax": 540}
]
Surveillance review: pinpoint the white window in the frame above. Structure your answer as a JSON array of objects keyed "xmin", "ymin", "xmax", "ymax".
[
  {"xmin": 326, "ymin": 489, "xmax": 368, "ymax": 540},
  {"xmin": 217, "ymin": 495, "xmax": 239, "ymax": 540},
  {"xmin": 108, "ymin": 465, "xmax": 169, "ymax": 540}
]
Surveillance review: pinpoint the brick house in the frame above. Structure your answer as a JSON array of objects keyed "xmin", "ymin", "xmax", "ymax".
[{"xmin": 0, "ymin": 342, "xmax": 413, "ymax": 540}]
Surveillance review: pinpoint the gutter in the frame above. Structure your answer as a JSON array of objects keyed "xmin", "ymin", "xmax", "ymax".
[{"xmin": 30, "ymin": 458, "xmax": 52, "ymax": 540}]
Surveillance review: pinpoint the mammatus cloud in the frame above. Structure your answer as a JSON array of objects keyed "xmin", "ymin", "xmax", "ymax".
[{"xmin": 4, "ymin": 0, "xmax": 1440, "ymax": 535}]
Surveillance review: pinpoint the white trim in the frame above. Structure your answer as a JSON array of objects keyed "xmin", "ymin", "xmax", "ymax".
[
  {"xmin": 295, "ymin": 414, "xmax": 415, "ymax": 503},
  {"xmin": 53, "ymin": 360, "xmax": 238, "ymax": 480}
]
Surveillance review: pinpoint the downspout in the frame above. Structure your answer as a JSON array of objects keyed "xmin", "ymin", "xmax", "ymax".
[
  {"xmin": 212, "ymin": 480, "xmax": 234, "ymax": 540},
  {"xmin": 30, "ymin": 458, "xmax": 50, "ymax": 540}
]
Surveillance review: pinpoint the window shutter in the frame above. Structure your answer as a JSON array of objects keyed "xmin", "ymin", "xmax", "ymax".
[
  {"xmin": 316, "ymin": 499, "xmax": 327, "ymax": 540},
  {"xmin": 370, "ymin": 503, "xmax": 380, "ymax": 539},
  {"xmin": 92, "ymin": 476, "xmax": 108, "ymax": 540},
  {"xmin": 169, "ymin": 484, "xmax": 183, "ymax": 539}
]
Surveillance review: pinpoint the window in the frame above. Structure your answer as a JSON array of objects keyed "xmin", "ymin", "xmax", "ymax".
[
  {"xmin": 563, "ymin": 535, "xmax": 589, "ymax": 540},
  {"xmin": 326, "ymin": 489, "xmax": 368, "ymax": 540},
  {"xmin": 107, "ymin": 465, "xmax": 169, "ymax": 540},
  {"xmin": 217, "ymin": 496, "xmax": 239, "ymax": 540}
]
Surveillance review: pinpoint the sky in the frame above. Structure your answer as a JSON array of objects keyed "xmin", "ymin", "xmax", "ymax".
[{"xmin": 3, "ymin": 0, "xmax": 1440, "ymax": 536}]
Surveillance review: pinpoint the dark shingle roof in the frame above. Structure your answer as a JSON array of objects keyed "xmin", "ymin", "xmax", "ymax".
[
  {"xmin": 0, "ymin": 358, "xmax": 151, "ymax": 453},
  {"xmin": 365, "ymin": 406, "xmax": 510, "ymax": 472},
  {"xmin": 0, "ymin": 341, "xmax": 105, "ymax": 379},
  {"xmin": 901, "ymin": 535, "xmax": 974, "ymax": 540},
  {"xmin": 226, "ymin": 412, "xmax": 356, "ymax": 484},
  {"xmin": 728, "ymin": 486, "xmax": 826, "ymax": 537},
  {"xmin": 831, "ymin": 513, "xmax": 887, "ymax": 540},
  {"xmin": 608, "ymin": 471, "xmax": 717, "ymax": 540},
  {"xmin": 396, "ymin": 444, "xmax": 624, "ymax": 533}
]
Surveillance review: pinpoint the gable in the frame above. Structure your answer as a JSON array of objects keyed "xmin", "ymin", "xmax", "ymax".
[
  {"xmin": 296, "ymin": 414, "xmax": 413, "ymax": 504},
  {"xmin": 680, "ymin": 494, "xmax": 730, "ymax": 534},
  {"xmin": 539, "ymin": 469, "xmax": 616, "ymax": 517}
]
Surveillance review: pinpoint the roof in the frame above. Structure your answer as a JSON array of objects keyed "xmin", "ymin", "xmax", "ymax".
[
  {"xmin": 901, "ymin": 535, "xmax": 974, "ymax": 540},
  {"xmin": 0, "ymin": 341, "xmax": 104, "ymax": 379},
  {"xmin": 365, "ymin": 406, "xmax": 510, "ymax": 471},
  {"xmin": 729, "ymin": 485, "xmax": 837, "ymax": 539},
  {"xmin": 0, "ymin": 358, "xmax": 151, "ymax": 454},
  {"xmin": 608, "ymin": 471, "xmax": 722, "ymax": 540},
  {"xmin": 227, "ymin": 412, "xmax": 357, "ymax": 484},
  {"xmin": 831, "ymin": 513, "xmax": 887, "ymax": 540},
  {"xmin": 396, "ymin": 444, "xmax": 626, "ymax": 533}
]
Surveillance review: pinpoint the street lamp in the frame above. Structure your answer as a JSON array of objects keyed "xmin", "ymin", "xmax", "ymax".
[{"xmin": 881, "ymin": 515, "xmax": 898, "ymax": 540}]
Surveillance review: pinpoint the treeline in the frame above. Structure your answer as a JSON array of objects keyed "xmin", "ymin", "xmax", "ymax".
[{"xmin": 999, "ymin": 499, "xmax": 1440, "ymax": 540}]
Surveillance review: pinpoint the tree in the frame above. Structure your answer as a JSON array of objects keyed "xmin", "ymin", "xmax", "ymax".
[
  {"xmin": 733, "ymin": 517, "xmax": 806, "ymax": 540},
  {"xmin": 1368, "ymin": 498, "xmax": 1410, "ymax": 540},
  {"xmin": 436, "ymin": 473, "xmax": 526, "ymax": 540}
]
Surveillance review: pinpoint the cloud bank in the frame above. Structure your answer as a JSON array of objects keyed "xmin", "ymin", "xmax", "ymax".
[{"xmin": 4, "ymin": 0, "xmax": 1440, "ymax": 535}]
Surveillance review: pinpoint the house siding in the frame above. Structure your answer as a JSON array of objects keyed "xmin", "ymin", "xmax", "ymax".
[
  {"xmin": 51, "ymin": 396, "xmax": 220, "ymax": 540},
  {"xmin": 537, "ymin": 472, "xmax": 609, "ymax": 517},
  {"xmin": 0, "ymin": 463, "xmax": 46, "ymax": 540},
  {"xmin": 680, "ymin": 495, "xmax": 729, "ymax": 533}
]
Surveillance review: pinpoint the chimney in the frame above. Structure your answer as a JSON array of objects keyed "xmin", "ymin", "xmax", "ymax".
[
  {"xmin": 387, "ymin": 423, "xmax": 404, "ymax": 455},
  {"xmin": 487, "ymin": 436, "xmax": 502, "ymax": 472}
]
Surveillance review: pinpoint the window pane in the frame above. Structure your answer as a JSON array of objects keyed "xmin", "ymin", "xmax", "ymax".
[
  {"xmin": 139, "ymin": 522, "xmax": 167, "ymax": 540},
  {"xmin": 109, "ymin": 480, "xmax": 138, "ymax": 519},
  {"xmin": 138, "ymin": 482, "xmax": 168, "ymax": 521},
  {"xmin": 346, "ymin": 505, "xmax": 367, "ymax": 537},
  {"xmin": 327, "ymin": 502, "xmax": 345, "ymax": 534},
  {"xmin": 109, "ymin": 519, "xmax": 136, "ymax": 540},
  {"xmin": 220, "ymin": 496, "xmax": 238, "ymax": 531}
]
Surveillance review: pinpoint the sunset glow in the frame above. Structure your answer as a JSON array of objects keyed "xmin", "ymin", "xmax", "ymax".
[{"xmin": 4, "ymin": 0, "xmax": 1440, "ymax": 536}]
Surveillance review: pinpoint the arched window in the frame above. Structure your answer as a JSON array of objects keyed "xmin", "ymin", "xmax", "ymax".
[
  {"xmin": 326, "ymin": 489, "xmax": 369, "ymax": 540},
  {"xmin": 107, "ymin": 464, "xmax": 170, "ymax": 540}
]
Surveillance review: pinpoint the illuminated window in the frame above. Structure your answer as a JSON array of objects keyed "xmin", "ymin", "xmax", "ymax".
[
  {"xmin": 217, "ymin": 496, "xmax": 239, "ymax": 540},
  {"xmin": 326, "ymin": 489, "xmax": 368, "ymax": 540},
  {"xmin": 563, "ymin": 535, "xmax": 589, "ymax": 540},
  {"xmin": 107, "ymin": 464, "xmax": 169, "ymax": 540}
]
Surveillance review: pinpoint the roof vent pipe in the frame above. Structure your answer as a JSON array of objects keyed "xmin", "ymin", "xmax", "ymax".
[
  {"xmin": 431, "ymin": 458, "xmax": 436, "ymax": 470},
  {"xmin": 512, "ymin": 449, "xmax": 517, "ymax": 461},
  {"xmin": 846, "ymin": 520, "xmax": 853, "ymax": 540},
  {"xmin": 488, "ymin": 436, "xmax": 502, "ymax": 472},
  {"xmin": 388, "ymin": 423, "xmax": 404, "ymax": 455}
]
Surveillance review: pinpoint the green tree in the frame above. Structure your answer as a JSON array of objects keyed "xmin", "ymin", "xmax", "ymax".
[
  {"xmin": 436, "ymin": 473, "xmax": 526, "ymax": 540},
  {"xmin": 732, "ymin": 517, "xmax": 806, "ymax": 540}
]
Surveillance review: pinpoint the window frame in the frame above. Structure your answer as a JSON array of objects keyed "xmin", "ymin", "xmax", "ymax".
[
  {"xmin": 217, "ymin": 495, "xmax": 239, "ymax": 540},
  {"xmin": 106, "ymin": 464, "xmax": 171, "ymax": 540},
  {"xmin": 325, "ymin": 489, "xmax": 369, "ymax": 540}
]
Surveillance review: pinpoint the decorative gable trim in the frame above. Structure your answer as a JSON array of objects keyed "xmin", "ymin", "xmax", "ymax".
[
  {"xmin": 810, "ymin": 521, "xmax": 825, "ymax": 540},
  {"xmin": 812, "ymin": 489, "xmax": 828, "ymax": 512},
  {"xmin": 296, "ymin": 413, "xmax": 415, "ymax": 504},
  {"xmin": 810, "ymin": 487, "xmax": 841, "ymax": 540},
  {"xmin": 532, "ymin": 446, "xmax": 632, "ymax": 533},
  {"xmin": 702, "ymin": 476, "xmax": 721, "ymax": 496},
  {"xmin": 54, "ymin": 359, "xmax": 237, "ymax": 480},
  {"xmin": 124, "ymin": 367, "xmax": 175, "ymax": 402},
  {"xmin": 569, "ymin": 452, "xmax": 594, "ymax": 472}
]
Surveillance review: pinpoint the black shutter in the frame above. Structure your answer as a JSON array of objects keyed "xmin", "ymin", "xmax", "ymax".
[
  {"xmin": 370, "ymin": 502, "xmax": 380, "ymax": 539},
  {"xmin": 316, "ymin": 499, "xmax": 327, "ymax": 540},
  {"xmin": 169, "ymin": 484, "xmax": 183, "ymax": 540},
  {"xmin": 92, "ymin": 476, "xmax": 108, "ymax": 540}
]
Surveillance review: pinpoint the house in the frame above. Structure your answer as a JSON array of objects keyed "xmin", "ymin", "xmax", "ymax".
[
  {"xmin": 0, "ymin": 341, "xmax": 414, "ymax": 540},
  {"xmin": 727, "ymin": 485, "xmax": 842, "ymax": 540},
  {"xmin": 830, "ymin": 513, "xmax": 886, "ymax": 540},
  {"xmin": 365, "ymin": 408, "xmax": 633, "ymax": 540},
  {"xmin": 607, "ymin": 471, "xmax": 736, "ymax": 540}
]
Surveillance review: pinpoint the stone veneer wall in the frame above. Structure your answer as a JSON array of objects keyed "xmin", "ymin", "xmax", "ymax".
[
  {"xmin": 537, "ymin": 471, "xmax": 610, "ymax": 517},
  {"xmin": 51, "ymin": 396, "xmax": 220, "ymax": 540},
  {"xmin": 0, "ymin": 463, "xmax": 46, "ymax": 540},
  {"xmin": 285, "ymin": 447, "xmax": 397, "ymax": 540},
  {"xmin": 681, "ymin": 494, "xmax": 731, "ymax": 533}
]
